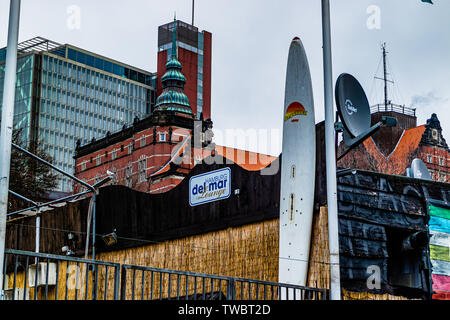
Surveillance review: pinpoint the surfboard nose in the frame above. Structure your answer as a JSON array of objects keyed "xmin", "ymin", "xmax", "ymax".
[{"xmin": 293, "ymin": 36, "xmax": 300, "ymax": 41}]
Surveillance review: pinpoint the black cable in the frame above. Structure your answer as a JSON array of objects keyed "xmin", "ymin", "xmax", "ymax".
[{"xmin": 6, "ymin": 221, "xmax": 333, "ymax": 266}]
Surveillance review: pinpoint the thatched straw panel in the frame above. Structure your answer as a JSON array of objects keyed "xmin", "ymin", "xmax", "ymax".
[{"xmin": 97, "ymin": 219, "xmax": 280, "ymax": 300}]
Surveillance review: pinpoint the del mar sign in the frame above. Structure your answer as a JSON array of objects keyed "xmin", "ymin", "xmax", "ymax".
[{"xmin": 189, "ymin": 168, "xmax": 231, "ymax": 206}]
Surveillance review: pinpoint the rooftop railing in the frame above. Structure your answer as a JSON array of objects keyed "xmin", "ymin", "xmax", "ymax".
[{"xmin": 371, "ymin": 103, "xmax": 416, "ymax": 117}]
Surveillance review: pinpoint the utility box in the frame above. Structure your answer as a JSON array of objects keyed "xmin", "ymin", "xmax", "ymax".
[
  {"xmin": 28, "ymin": 262, "xmax": 57, "ymax": 287},
  {"xmin": 4, "ymin": 288, "xmax": 30, "ymax": 300}
]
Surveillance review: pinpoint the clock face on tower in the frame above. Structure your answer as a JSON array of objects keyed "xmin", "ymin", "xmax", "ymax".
[{"xmin": 432, "ymin": 129, "xmax": 438, "ymax": 141}]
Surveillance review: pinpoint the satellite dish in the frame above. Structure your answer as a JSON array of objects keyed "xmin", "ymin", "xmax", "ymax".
[
  {"xmin": 335, "ymin": 73, "xmax": 371, "ymax": 138},
  {"xmin": 411, "ymin": 158, "xmax": 432, "ymax": 180}
]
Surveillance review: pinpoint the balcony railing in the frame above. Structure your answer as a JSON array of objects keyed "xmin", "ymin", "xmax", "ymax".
[{"xmin": 371, "ymin": 103, "xmax": 416, "ymax": 117}]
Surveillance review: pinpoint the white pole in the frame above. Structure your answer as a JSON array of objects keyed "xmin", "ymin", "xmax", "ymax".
[
  {"xmin": 35, "ymin": 213, "xmax": 40, "ymax": 264},
  {"xmin": 0, "ymin": 0, "xmax": 21, "ymax": 300},
  {"xmin": 321, "ymin": 0, "xmax": 341, "ymax": 300}
]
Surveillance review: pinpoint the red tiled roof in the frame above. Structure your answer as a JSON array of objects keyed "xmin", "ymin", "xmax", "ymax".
[
  {"xmin": 149, "ymin": 139, "xmax": 278, "ymax": 186},
  {"xmin": 215, "ymin": 146, "xmax": 277, "ymax": 171},
  {"xmin": 362, "ymin": 125, "xmax": 426, "ymax": 175}
]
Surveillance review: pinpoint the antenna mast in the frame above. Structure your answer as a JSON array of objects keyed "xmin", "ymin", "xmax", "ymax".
[
  {"xmin": 375, "ymin": 43, "xmax": 394, "ymax": 111},
  {"xmin": 382, "ymin": 43, "xmax": 388, "ymax": 110},
  {"xmin": 192, "ymin": 0, "xmax": 195, "ymax": 25}
]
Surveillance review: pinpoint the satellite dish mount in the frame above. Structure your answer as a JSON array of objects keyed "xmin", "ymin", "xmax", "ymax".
[{"xmin": 334, "ymin": 73, "xmax": 397, "ymax": 161}]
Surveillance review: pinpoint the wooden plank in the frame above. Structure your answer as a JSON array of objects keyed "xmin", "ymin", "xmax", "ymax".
[
  {"xmin": 338, "ymin": 202, "xmax": 427, "ymax": 231},
  {"xmin": 338, "ymin": 184, "xmax": 424, "ymax": 215},
  {"xmin": 339, "ymin": 218, "xmax": 386, "ymax": 241},
  {"xmin": 338, "ymin": 170, "xmax": 450, "ymax": 204},
  {"xmin": 431, "ymin": 274, "xmax": 450, "ymax": 292},
  {"xmin": 431, "ymin": 259, "xmax": 450, "ymax": 277},
  {"xmin": 433, "ymin": 290, "xmax": 450, "ymax": 300},
  {"xmin": 430, "ymin": 216, "xmax": 450, "ymax": 234},
  {"xmin": 429, "ymin": 205, "xmax": 450, "ymax": 220},
  {"xmin": 430, "ymin": 231, "xmax": 450, "ymax": 248},
  {"xmin": 430, "ymin": 245, "xmax": 450, "ymax": 262},
  {"xmin": 314, "ymin": 121, "xmax": 327, "ymax": 207}
]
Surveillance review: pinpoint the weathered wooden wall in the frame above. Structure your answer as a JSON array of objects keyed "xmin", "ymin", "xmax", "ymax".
[
  {"xmin": 3, "ymin": 262, "xmax": 116, "ymax": 301},
  {"xmin": 307, "ymin": 207, "xmax": 411, "ymax": 300}
]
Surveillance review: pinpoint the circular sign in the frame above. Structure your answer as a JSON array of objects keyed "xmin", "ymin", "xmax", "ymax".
[{"xmin": 335, "ymin": 73, "xmax": 371, "ymax": 138}]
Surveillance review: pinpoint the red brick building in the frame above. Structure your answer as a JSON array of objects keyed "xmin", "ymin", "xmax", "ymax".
[
  {"xmin": 73, "ymin": 20, "xmax": 277, "ymax": 195},
  {"xmin": 74, "ymin": 20, "xmax": 214, "ymax": 194},
  {"xmin": 73, "ymin": 116, "xmax": 210, "ymax": 194},
  {"xmin": 157, "ymin": 20, "xmax": 212, "ymax": 120},
  {"xmin": 338, "ymin": 108, "xmax": 449, "ymax": 183}
]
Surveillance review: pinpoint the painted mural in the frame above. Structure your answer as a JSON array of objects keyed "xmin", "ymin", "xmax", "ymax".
[{"xmin": 427, "ymin": 201, "xmax": 450, "ymax": 300}]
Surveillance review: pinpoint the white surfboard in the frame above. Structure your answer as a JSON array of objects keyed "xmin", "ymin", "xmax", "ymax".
[{"xmin": 278, "ymin": 37, "xmax": 316, "ymax": 293}]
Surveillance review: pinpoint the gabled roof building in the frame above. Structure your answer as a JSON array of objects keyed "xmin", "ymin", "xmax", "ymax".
[{"xmin": 338, "ymin": 108, "xmax": 449, "ymax": 183}]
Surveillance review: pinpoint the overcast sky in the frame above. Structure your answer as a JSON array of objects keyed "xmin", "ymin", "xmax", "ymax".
[{"xmin": 1, "ymin": 0, "xmax": 449, "ymax": 155}]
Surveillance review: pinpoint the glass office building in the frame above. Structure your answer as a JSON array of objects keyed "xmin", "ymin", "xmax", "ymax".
[{"xmin": 0, "ymin": 37, "xmax": 156, "ymax": 191}]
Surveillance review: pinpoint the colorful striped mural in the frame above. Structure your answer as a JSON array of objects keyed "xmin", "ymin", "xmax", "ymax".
[{"xmin": 428, "ymin": 203, "xmax": 450, "ymax": 300}]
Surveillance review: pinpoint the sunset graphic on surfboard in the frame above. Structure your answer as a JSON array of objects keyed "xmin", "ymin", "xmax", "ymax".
[{"xmin": 284, "ymin": 101, "xmax": 308, "ymax": 122}]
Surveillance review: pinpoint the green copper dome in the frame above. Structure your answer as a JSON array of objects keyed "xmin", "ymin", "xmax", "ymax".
[
  {"xmin": 153, "ymin": 19, "xmax": 194, "ymax": 117},
  {"xmin": 165, "ymin": 55, "xmax": 182, "ymax": 70},
  {"xmin": 155, "ymin": 90, "xmax": 190, "ymax": 107},
  {"xmin": 161, "ymin": 68, "xmax": 186, "ymax": 84}
]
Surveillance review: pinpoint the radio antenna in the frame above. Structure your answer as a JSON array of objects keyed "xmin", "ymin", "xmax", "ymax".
[
  {"xmin": 374, "ymin": 43, "xmax": 394, "ymax": 111},
  {"xmin": 192, "ymin": 0, "xmax": 195, "ymax": 25}
]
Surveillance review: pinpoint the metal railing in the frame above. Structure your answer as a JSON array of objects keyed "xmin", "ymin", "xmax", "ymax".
[
  {"xmin": 120, "ymin": 264, "xmax": 328, "ymax": 301},
  {"xmin": 2, "ymin": 249, "xmax": 120, "ymax": 300},
  {"xmin": 370, "ymin": 103, "xmax": 416, "ymax": 117},
  {"xmin": 2, "ymin": 250, "xmax": 328, "ymax": 301}
]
